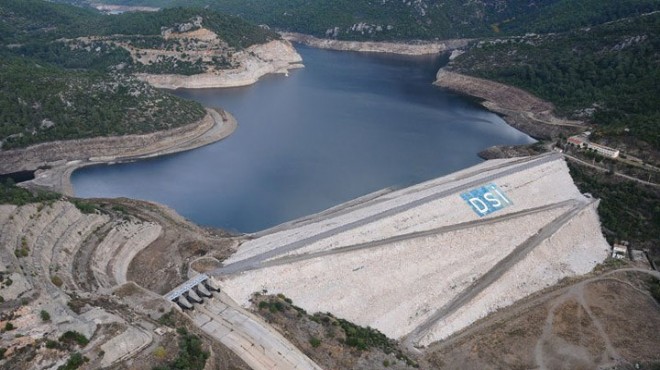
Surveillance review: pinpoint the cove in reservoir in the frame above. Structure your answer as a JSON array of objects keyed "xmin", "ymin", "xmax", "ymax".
[{"xmin": 72, "ymin": 45, "xmax": 534, "ymax": 233}]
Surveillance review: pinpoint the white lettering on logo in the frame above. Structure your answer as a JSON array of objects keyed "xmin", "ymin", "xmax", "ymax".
[
  {"xmin": 483, "ymin": 192, "xmax": 502, "ymax": 208},
  {"xmin": 469, "ymin": 198, "xmax": 489, "ymax": 214}
]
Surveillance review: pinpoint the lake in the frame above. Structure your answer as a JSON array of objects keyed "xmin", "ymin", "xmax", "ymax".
[{"xmin": 71, "ymin": 45, "xmax": 534, "ymax": 233}]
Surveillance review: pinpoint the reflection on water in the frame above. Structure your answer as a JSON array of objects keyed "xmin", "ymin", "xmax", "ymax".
[{"xmin": 72, "ymin": 45, "xmax": 534, "ymax": 233}]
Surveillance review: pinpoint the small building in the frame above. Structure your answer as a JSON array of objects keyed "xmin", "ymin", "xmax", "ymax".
[
  {"xmin": 611, "ymin": 244, "xmax": 628, "ymax": 259},
  {"xmin": 567, "ymin": 135, "xmax": 620, "ymax": 158},
  {"xmin": 567, "ymin": 135, "xmax": 587, "ymax": 146},
  {"xmin": 587, "ymin": 142, "xmax": 620, "ymax": 158}
]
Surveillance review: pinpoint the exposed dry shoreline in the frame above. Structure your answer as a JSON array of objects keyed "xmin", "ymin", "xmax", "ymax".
[
  {"xmin": 1, "ymin": 108, "xmax": 235, "ymax": 195},
  {"xmin": 282, "ymin": 32, "xmax": 470, "ymax": 55},
  {"xmin": 434, "ymin": 69, "xmax": 585, "ymax": 140},
  {"xmin": 284, "ymin": 33, "xmax": 583, "ymax": 144},
  {"xmin": 1, "ymin": 39, "xmax": 578, "ymax": 197},
  {"xmin": 137, "ymin": 40, "xmax": 304, "ymax": 89},
  {"xmin": 1, "ymin": 40, "xmax": 303, "ymax": 194}
]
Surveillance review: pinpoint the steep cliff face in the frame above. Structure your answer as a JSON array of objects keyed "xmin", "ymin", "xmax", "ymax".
[
  {"xmin": 136, "ymin": 39, "xmax": 303, "ymax": 89},
  {"xmin": 282, "ymin": 32, "xmax": 469, "ymax": 55}
]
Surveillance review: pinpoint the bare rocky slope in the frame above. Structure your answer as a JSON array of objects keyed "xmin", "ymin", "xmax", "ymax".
[
  {"xmin": 137, "ymin": 39, "xmax": 303, "ymax": 89},
  {"xmin": 282, "ymin": 32, "xmax": 469, "ymax": 55}
]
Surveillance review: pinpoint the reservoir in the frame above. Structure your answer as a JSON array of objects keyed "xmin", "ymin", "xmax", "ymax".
[{"xmin": 71, "ymin": 45, "xmax": 534, "ymax": 233}]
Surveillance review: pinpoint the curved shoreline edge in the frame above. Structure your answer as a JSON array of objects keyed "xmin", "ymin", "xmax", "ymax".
[
  {"xmin": 0, "ymin": 39, "xmax": 304, "ymax": 195},
  {"xmin": 136, "ymin": 39, "xmax": 304, "ymax": 89},
  {"xmin": 1, "ymin": 108, "xmax": 236, "ymax": 196},
  {"xmin": 282, "ymin": 32, "xmax": 470, "ymax": 55},
  {"xmin": 433, "ymin": 69, "xmax": 585, "ymax": 141}
]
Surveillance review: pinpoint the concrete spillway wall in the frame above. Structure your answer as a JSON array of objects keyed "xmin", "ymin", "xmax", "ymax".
[{"xmin": 215, "ymin": 153, "xmax": 610, "ymax": 347}]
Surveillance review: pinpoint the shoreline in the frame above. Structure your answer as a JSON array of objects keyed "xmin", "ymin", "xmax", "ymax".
[
  {"xmin": 1, "ymin": 43, "xmax": 577, "ymax": 197},
  {"xmin": 6, "ymin": 108, "xmax": 236, "ymax": 196},
  {"xmin": 433, "ymin": 69, "xmax": 585, "ymax": 141},
  {"xmin": 282, "ymin": 34, "xmax": 583, "ymax": 148},
  {"xmin": 136, "ymin": 40, "xmax": 304, "ymax": 90},
  {"xmin": 1, "ymin": 39, "xmax": 303, "ymax": 194},
  {"xmin": 281, "ymin": 32, "xmax": 470, "ymax": 55}
]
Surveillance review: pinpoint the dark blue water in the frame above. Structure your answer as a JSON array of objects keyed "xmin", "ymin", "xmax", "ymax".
[{"xmin": 72, "ymin": 45, "xmax": 534, "ymax": 233}]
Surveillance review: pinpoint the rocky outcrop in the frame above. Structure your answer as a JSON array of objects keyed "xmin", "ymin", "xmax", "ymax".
[
  {"xmin": 478, "ymin": 144, "xmax": 546, "ymax": 160},
  {"xmin": 434, "ymin": 69, "xmax": 585, "ymax": 140},
  {"xmin": 282, "ymin": 32, "xmax": 470, "ymax": 55},
  {"xmin": 91, "ymin": 3, "xmax": 159, "ymax": 13},
  {"xmin": 137, "ymin": 40, "xmax": 304, "ymax": 89}
]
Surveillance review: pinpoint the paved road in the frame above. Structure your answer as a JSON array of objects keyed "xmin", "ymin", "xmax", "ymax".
[
  {"xmin": 404, "ymin": 199, "xmax": 593, "ymax": 348},
  {"xmin": 255, "ymin": 199, "xmax": 578, "ymax": 271},
  {"xmin": 252, "ymin": 155, "xmax": 536, "ymax": 239},
  {"xmin": 190, "ymin": 292, "xmax": 322, "ymax": 370},
  {"xmin": 212, "ymin": 152, "xmax": 562, "ymax": 276},
  {"xmin": 250, "ymin": 188, "xmax": 395, "ymax": 239},
  {"xmin": 564, "ymin": 153, "xmax": 659, "ymax": 188}
]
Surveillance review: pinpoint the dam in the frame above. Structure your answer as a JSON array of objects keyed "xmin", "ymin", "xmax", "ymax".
[{"xmin": 170, "ymin": 152, "xmax": 610, "ymax": 351}]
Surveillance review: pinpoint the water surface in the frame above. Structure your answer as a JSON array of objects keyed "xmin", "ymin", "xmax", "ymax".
[{"xmin": 72, "ymin": 46, "xmax": 534, "ymax": 232}]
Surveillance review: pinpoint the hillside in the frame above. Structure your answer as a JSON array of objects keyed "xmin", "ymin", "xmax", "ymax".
[
  {"xmin": 447, "ymin": 12, "xmax": 660, "ymax": 151},
  {"xmin": 1, "ymin": 0, "xmax": 279, "ymax": 47},
  {"xmin": 83, "ymin": 0, "xmax": 660, "ymax": 41},
  {"xmin": 0, "ymin": 56, "xmax": 206, "ymax": 150},
  {"xmin": 0, "ymin": 0, "xmax": 293, "ymax": 150},
  {"xmin": 439, "ymin": 12, "xmax": 660, "ymax": 263}
]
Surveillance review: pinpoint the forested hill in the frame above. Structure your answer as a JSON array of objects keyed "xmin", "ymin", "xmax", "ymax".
[
  {"xmin": 1, "ymin": 0, "xmax": 279, "ymax": 47},
  {"xmin": 78, "ymin": 0, "xmax": 660, "ymax": 41},
  {"xmin": 448, "ymin": 12, "xmax": 660, "ymax": 151},
  {"xmin": 0, "ymin": 0, "xmax": 278, "ymax": 150}
]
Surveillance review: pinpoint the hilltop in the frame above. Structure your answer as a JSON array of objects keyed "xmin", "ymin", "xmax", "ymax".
[{"xmin": 75, "ymin": 0, "xmax": 660, "ymax": 40}]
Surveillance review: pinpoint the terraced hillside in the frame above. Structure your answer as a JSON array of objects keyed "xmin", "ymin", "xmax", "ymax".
[{"xmin": 0, "ymin": 197, "xmax": 246, "ymax": 369}]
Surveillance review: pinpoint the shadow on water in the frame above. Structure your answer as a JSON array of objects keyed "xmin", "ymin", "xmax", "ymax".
[{"xmin": 0, "ymin": 171, "xmax": 35, "ymax": 184}]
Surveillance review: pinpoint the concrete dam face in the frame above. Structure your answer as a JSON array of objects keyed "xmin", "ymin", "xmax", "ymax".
[{"xmin": 209, "ymin": 153, "xmax": 610, "ymax": 347}]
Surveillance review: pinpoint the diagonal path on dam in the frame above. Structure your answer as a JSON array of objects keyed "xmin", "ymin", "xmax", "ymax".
[
  {"xmin": 212, "ymin": 152, "xmax": 562, "ymax": 276},
  {"xmin": 404, "ymin": 199, "xmax": 595, "ymax": 348},
  {"xmin": 178, "ymin": 153, "xmax": 610, "ymax": 353},
  {"xmin": 235, "ymin": 199, "xmax": 579, "ymax": 273}
]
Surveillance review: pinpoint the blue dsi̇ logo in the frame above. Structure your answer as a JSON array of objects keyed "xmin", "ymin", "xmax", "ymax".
[{"xmin": 460, "ymin": 183, "xmax": 513, "ymax": 217}]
